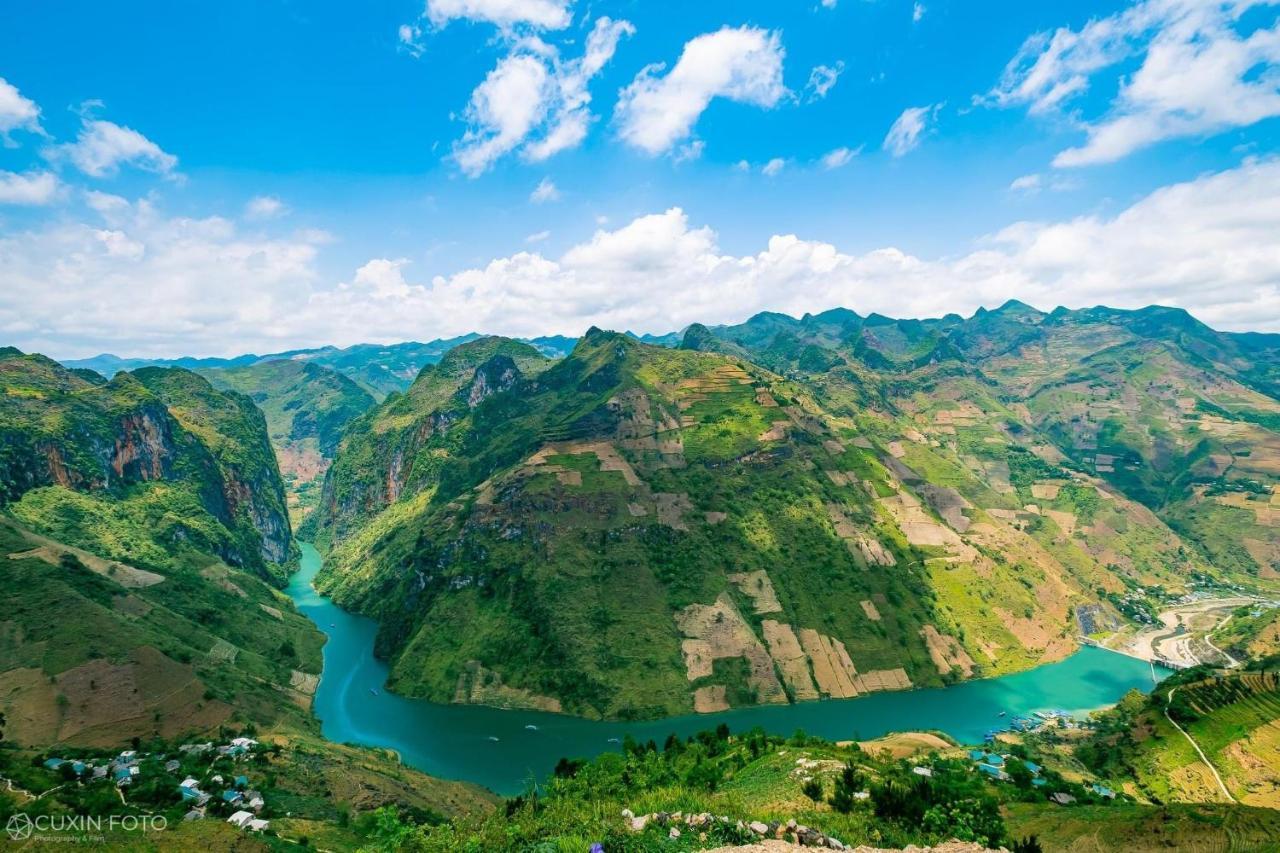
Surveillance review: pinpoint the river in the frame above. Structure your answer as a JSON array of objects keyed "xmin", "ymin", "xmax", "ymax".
[{"xmin": 287, "ymin": 543, "xmax": 1170, "ymax": 795}]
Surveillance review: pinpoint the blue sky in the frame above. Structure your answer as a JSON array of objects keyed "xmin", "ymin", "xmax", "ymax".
[{"xmin": 2, "ymin": 0, "xmax": 1279, "ymax": 357}]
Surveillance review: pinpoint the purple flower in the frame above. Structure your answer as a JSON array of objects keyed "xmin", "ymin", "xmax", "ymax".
[{"xmin": 590, "ymin": 845, "xmax": 605, "ymax": 853}]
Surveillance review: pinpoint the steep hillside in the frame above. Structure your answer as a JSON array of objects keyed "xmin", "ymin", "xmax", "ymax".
[
  {"xmin": 311, "ymin": 329, "xmax": 1209, "ymax": 720},
  {"xmin": 0, "ymin": 349, "xmax": 293, "ymax": 583},
  {"xmin": 698, "ymin": 304, "xmax": 1280, "ymax": 585},
  {"xmin": 199, "ymin": 360, "xmax": 375, "ymax": 524},
  {"xmin": 311, "ymin": 336, "xmax": 551, "ymax": 546}
]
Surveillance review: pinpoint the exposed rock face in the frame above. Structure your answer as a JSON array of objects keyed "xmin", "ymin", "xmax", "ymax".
[
  {"xmin": 0, "ymin": 351, "xmax": 294, "ymax": 580},
  {"xmin": 314, "ymin": 338, "xmax": 545, "ymax": 544}
]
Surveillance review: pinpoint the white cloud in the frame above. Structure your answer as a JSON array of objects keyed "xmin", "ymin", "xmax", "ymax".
[
  {"xmin": 761, "ymin": 157, "xmax": 786, "ymax": 176},
  {"xmin": 398, "ymin": 23, "xmax": 425, "ymax": 57},
  {"xmin": 0, "ymin": 77, "xmax": 43, "ymax": 145},
  {"xmin": 987, "ymin": 0, "xmax": 1280, "ymax": 167},
  {"xmin": 883, "ymin": 104, "xmax": 939, "ymax": 156},
  {"xmin": 0, "ymin": 203, "xmax": 326, "ymax": 357},
  {"xmin": 913, "ymin": 3, "xmax": 926, "ymax": 23},
  {"xmin": 9, "ymin": 159, "xmax": 1280, "ymax": 358},
  {"xmin": 805, "ymin": 61, "xmax": 845, "ymax": 101},
  {"xmin": 0, "ymin": 170, "xmax": 59, "ymax": 205},
  {"xmin": 423, "ymin": 0, "xmax": 571, "ymax": 29},
  {"xmin": 1010, "ymin": 173, "xmax": 1042, "ymax": 192},
  {"xmin": 526, "ymin": 229, "xmax": 551, "ymax": 243},
  {"xmin": 453, "ymin": 16, "xmax": 633, "ymax": 175},
  {"xmin": 353, "ymin": 258, "xmax": 413, "ymax": 299},
  {"xmin": 821, "ymin": 0, "xmax": 838, "ymax": 8},
  {"xmin": 734, "ymin": 159, "xmax": 751, "ymax": 171},
  {"xmin": 615, "ymin": 26, "xmax": 787, "ymax": 155},
  {"xmin": 821, "ymin": 146, "xmax": 858, "ymax": 169},
  {"xmin": 245, "ymin": 195, "xmax": 288, "ymax": 220},
  {"xmin": 530, "ymin": 176, "xmax": 560, "ymax": 202},
  {"xmin": 51, "ymin": 116, "xmax": 178, "ymax": 178}
]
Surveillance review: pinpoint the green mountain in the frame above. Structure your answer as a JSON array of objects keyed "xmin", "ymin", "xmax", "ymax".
[
  {"xmin": 62, "ymin": 336, "xmax": 483, "ymax": 402},
  {"xmin": 698, "ymin": 303, "xmax": 1280, "ymax": 582},
  {"xmin": 0, "ymin": 349, "xmax": 293, "ymax": 583},
  {"xmin": 308, "ymin": 311, "xmax": 1272, "ymax": 721},
  {"xmin": 197, "ymin": 360, "xmax": 376, "ymax": 525}
]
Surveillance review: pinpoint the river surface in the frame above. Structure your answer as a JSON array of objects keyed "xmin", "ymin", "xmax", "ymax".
[{"xmin": 288, "ymin": 543, "xmax": 1170, "ymax": 794}]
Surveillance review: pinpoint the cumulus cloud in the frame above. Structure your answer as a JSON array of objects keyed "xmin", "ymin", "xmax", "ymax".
[
  {"xmin": 883, "ymin": 104, "xmax": 939, "ymax": 156},
  {"xmin": 423, "ymin": 0, "xmax": 571, "ymax": 30},
  {"xmin": 530, "ymin": 176, "xmax": 559, "ymax": 202},
  {"xmin": 453, "ymin": 16, "xmax": 633, "ymax": 175},
  {"xmin": 615, "ymin": 26, "xmax": 786, "ymax": 155},
  {"xmin": 50, "ymin": 113, "xmax": 178, "ymax": 178},
  {"xmin": 0, "ymin": 201, "xmax": 326, "ymax": 357},
  {"xmin": 7, "ymin": 159, "xmax": 1280, "ymax": 358},
  {"xmin": 913, "ymin": 3, "xmax": 926, "ymax": 23},
  {"xmin": 0, "ymin": 170, "xmax": 59, "ymax": 205},
  {"xmin": 761, "ymin": 157, "xmax": 786, "ymax": 176},
  {"xmin": 245, "ymin": 195, "xmax": 288, "ymax": 220},
  {"xmin": 526, "ymin": 229, "xmax": 551, "ymax": 243},
  {"xmin": 805, "ymin": 61, "xmax": 845, "ymax": 101},
  {"xmin": 986, "ymin": 0, "xmax": 1280, "ymax": 167},
  {"xmin": 0, "ymin": 77, "xmax": 43, "ymax": 145},
  {"xmin": 821, "ymin": 146, "xmax": 858, "ymax": 169}
]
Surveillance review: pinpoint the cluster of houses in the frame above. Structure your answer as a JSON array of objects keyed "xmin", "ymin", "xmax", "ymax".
[
  {"xmin": 963, "ymin": 749, "xmax": 1116, "ymax": 805},
  {"xmin": 43, "ymin": 750, "xmax": 141, "ymax": 787},
  {"xmin": 39, "ymin": 736, "xmax": 270, "ymax": 834}
]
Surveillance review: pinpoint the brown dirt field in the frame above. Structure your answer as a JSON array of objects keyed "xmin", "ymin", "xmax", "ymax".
[
  {"xmin": 705, "ymin": 511, "xmax": 727, "ymax": 524},
  {"xmin": 755, "ymin": 387, "xmax": 779, "ymax": 407},
  {"xmin": 1045, "ymin": 508, "xmax": 1077, "ymax": 536},
  {"xmin": 0, "ymin": 646, "xmax": 233, "ymax": 747},
  {"xmin": 848, "ymin": 731, "xmax": 952, "ymax": 759},
  {"xmin": 761, "ymin": 620, "xmax": 819, "ymax": 701},
  {"xmin": 655, "ymin": 492, "xmax": 693, "ymax": 530},
  {"xmin": 728, "ymin": 570, "xmax": 783, "ymax": 614},
  {"xmin": 920, "ymin": 625, "xmax": 975, "ymax": 677},
  {"xmin": 676, "ymin": 594, "xmax": 787, "ymax": 705},
  {"xmin": 853, "ymin": 668, "xmax": 911, "ymax": 692},
  {"xmin": 1030, "ymin": 482, "xmax": 1062, "ymax": 500},
  {"xmin": 693, "ymin": 684, "xmax": 730, "ymax": 713},
  {"xmin": 758, "ymin": 421, "xmax": 789, "ymax": 441},
  {"xmin": 555, "ymin": 469, "xmax": 583, "ymax": 486},
  {"xmin": 798, "ymin": 629, "xmax": 859, "ymax": 699},
  {"xmin": 860, "ymin": 600, "xmax": 882, "ymax": 621}
]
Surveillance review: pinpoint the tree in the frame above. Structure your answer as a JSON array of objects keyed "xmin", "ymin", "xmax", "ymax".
[
  {"xmin": 1012, "ymin": 836, "xmax": 1043, "ymax": 853},
  {"xmin": 802, "ymin": 778, "xmax": 824, "ymax": 803}
]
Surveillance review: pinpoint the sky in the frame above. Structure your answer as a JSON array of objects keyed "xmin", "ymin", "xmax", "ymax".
[{"xmin": 2, "ymin": 0, "xmax": 1280, "ymax": 358}]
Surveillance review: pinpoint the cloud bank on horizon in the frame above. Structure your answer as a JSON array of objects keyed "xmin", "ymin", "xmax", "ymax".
[{"xmin": 0, "ymin": 0, "xmax": 1279, "ymax": 357}]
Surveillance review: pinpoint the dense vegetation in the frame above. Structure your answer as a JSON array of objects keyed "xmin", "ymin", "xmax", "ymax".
[{"xmin": 312, "ymin": 303, "xmax": 1280, "ymax": 720}]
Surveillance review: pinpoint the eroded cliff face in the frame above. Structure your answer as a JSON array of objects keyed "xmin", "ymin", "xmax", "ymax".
[
  {"xmin": 0, "ymin": 351, "xmax": 294, "ymax": 581},
  {"xmin": 315, "ymin": 346, "xmax": 539, "ymax": 545},
  {"xmin": 2, "ymin": 400, "xmax": 178, "ymax": 500}
]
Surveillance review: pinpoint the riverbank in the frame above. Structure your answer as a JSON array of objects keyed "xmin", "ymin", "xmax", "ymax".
[
  {"xmin": 1101, "ymin": 597, "xmax": 1258, "ymax": 669},
  {"xmin": 288, "ymin": 543, "xmax": 1171, "ymax": 794}
]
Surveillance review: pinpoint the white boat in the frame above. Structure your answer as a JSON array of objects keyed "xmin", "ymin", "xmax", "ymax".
[
  {"xmin": 524, "ymin": 725, "xmax": 539, "ymax": 731},
  {"xmin": 488, "ymin": 736, "xmax": 500, "ymax": 742}
]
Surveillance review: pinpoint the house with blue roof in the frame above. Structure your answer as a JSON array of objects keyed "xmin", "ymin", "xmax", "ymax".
[
  {"xmin": 113, "ymin": 768, "xmax": 133, "ymax": 787},
  {"xmin": 984, "ymin": 753, "xmax": 1005, "ymax": 767},
  {"xmin": 1023, "ymin": 761, "xmax": 1041, "ymax": 775},
  {"xmin": 43, "ymin": 758, "xmax": 65, "ymax": 770},
  {"xmin": 234, "ymin": 774, "xmax": 248, "ymax": 788},
  {"xmin": 222, "ymin": 789, "xmax": 243, "ymax": 805},
  {"xmin": 968, "ymin": 749, "xmax": 986, "ymax": 761},
  {"xmin": 70, "ymin": 761, "xmax": 85, "ymax": 775},
  {"xmin": 977, "ymin": 763, "xmax": 1008, "ymax": 780},
  {"xmin": 1091, "ymin": 783, "xmax": 1116, "ymax": 799}
]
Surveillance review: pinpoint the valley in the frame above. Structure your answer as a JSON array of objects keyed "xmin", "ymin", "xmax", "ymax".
[{"xmin": 2, "ymin": 300, "xmax": 1279, "ymax": 850}]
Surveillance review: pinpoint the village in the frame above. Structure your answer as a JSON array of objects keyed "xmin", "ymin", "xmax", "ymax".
[{"xmin": 36, "ymin": 733, "xmax": 273, "ymax": 836}]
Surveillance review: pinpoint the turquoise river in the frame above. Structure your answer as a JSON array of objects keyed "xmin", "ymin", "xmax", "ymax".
[{"xmin": 287, "ymin": 543, "xmax": 1170, "ymax": 795}]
